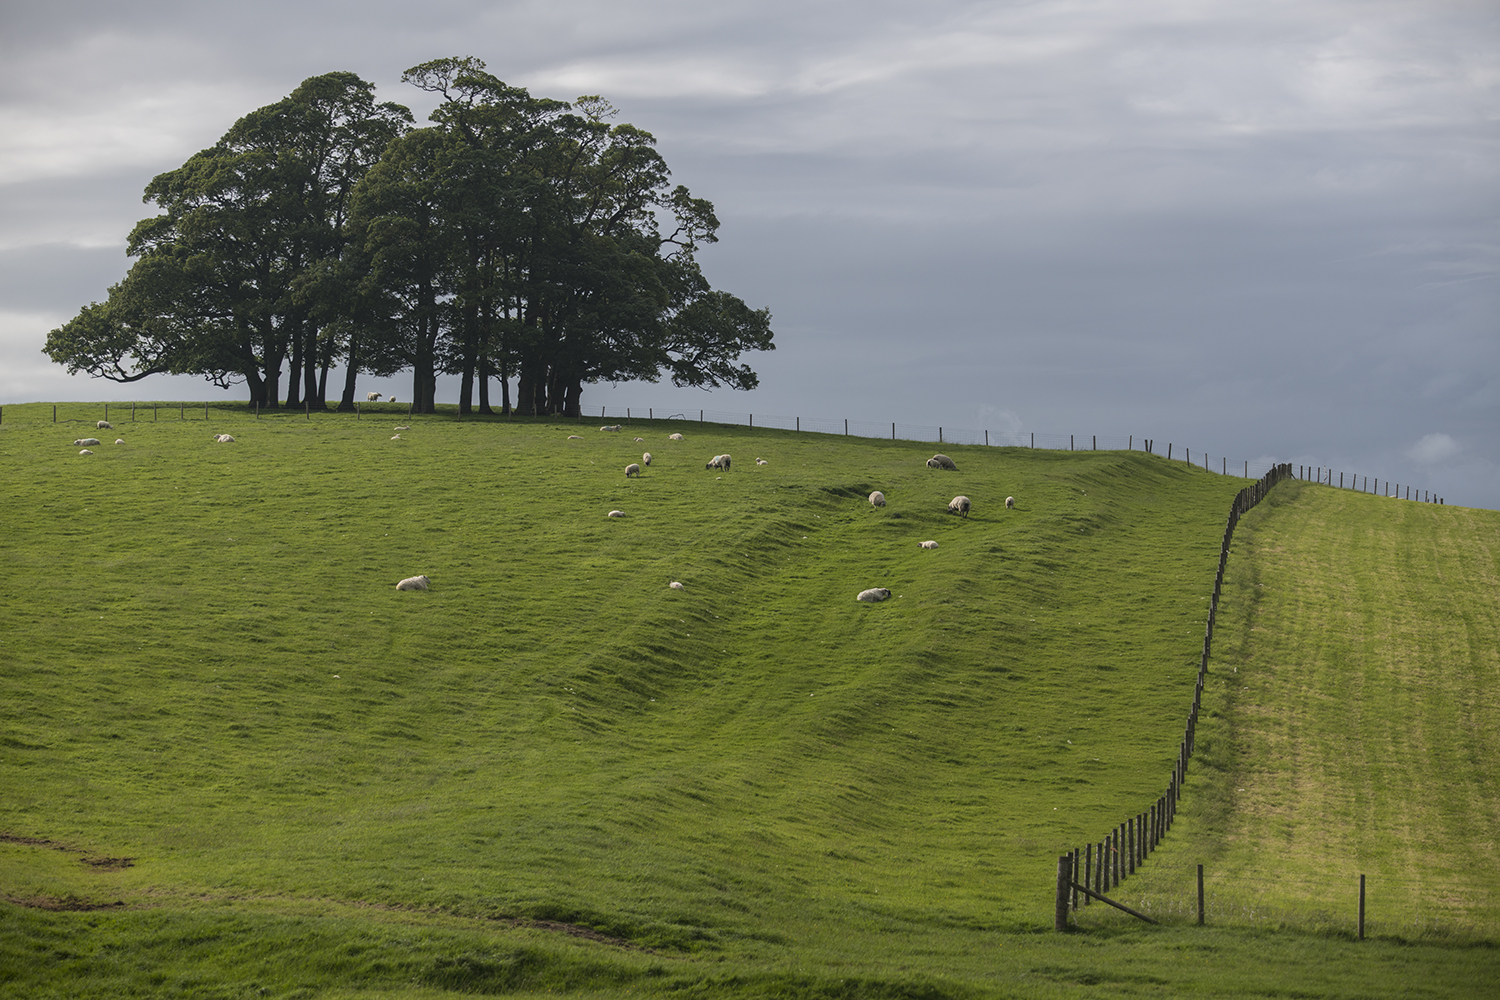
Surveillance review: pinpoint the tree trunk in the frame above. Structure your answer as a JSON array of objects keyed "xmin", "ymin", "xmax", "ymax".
[
  {"xmin": 285, "ymin": 326, "xmax": 303, "ymax": 409},
  {"xmin": 337, "ymin": 328, "xmax": 359, "ymax": 411}
]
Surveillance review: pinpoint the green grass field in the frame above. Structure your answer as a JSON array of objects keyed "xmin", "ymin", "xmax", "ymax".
[{"xmin": 1, "ymin": 403, "xmax": 1496, "ymax": 998}]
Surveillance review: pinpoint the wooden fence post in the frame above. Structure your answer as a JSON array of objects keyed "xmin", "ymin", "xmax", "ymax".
[
  {"xmin": 1359, "ymin": 875, "xmax": 1366, "ymax": 940},
  {"xmin": 1055, "ymin": 855, "xmax": 1072, "ymax": 931},
  {"xmin": 1197, "ymin": 864, "xmax": 1205, "ymax": 925}
]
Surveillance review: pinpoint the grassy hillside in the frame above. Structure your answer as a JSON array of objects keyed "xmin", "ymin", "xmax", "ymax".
[
  {"xmin": 1, "ymin": 404, "xmax": 1496, "ymax": 998},
  {"xmin": 1116, "ymin": 480, "xmax": 1500, "ymax": 938}
]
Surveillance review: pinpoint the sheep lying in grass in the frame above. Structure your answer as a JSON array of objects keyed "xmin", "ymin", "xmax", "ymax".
[
  {"xmin": 567, "ymin": 434, "xmax": 582, "ymax": 439},
  {"xmin": 600, "ymin": 424, "xmax": 621, "ymax": 432},
  {"xmin": 114, "ymin": 439, "xmax": 125, "ymax": 445},
  {"xmin": 920, "ymin": 540, "xmax": 939, "ymax": 549},
  {"xmin": 391, "ymin": 434, "xmax": 402, "ymax": 440},
  {"xmin": 73, "ymin": 437, "xmax": 101, "ymax": 446},
  {"xmin": 756, "ymin": 457, "xmax": 768, "ymax": 465},
  {"xmin": 608, "ymin": 510, "xmax": 625, "ymax": 518},
  {"xmin": 856, "ymin": 588, "xmax": 892, "ymax": 603},
  {"xmin": 927, "ymin": 454, "xmax": 957, "ymax": 470},
  {"xmin": 668, "ymin": 432, "xmax": 684, "ymax": 440},
  {"xmin": 396, "ymin": 574, "xmax": 430, "ymax": 591},
  {"xmin": 634, "ymin": 437, "xmax": 644, "ymax": 442},
  {"xmin": 78, "ymin": 449, "xmax": 94, "ymax": 456},
  {"xmin": 625, "ymin": 463, "xmax": 641, "ymax": 477},
  {"xmin": 394, "ymin": 425, "xmax": 410, "ymax": 431},
  {"xmin": 948, "ymin": 495, "xmax": 971, "ymax": 518},
  {"xmin": 1006, "ymin": 496, "xmax": 1015, "ymax": 509},
  {"xmin": 97, "ymin": 420, "xmax": 113, "ymax": 429},
  {"xmin": 642, "ymin": 452, "xmax": 652, "ymax": 466},
  {"xmin": 367, "ymin": 392, "xmax": 382, "ymax": 401},
  {"xmin": 869, "ymin": 491, "xmax": 886, "ymax": 507},
  {"xmin": 213, "ymin": 434, "xmax": 235, "ymax": 443},
  {"xmin": 669, "ymin": 581, "xmax": 685, "ymax": 590},
  {"xmin": 705, "ymin": 454, "xmax": 731, "ymax": 471}
]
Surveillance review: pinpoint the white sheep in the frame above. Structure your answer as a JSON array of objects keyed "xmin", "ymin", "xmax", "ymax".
[
  {"xmin": 608, "ymin": 510, "xmax": 625, "ymax": 518},
  {"xmin": 634, "ymin": 437, "xmax": 644, "ymax": 442},
  {"xmin": 567, "ymin": 434, "xmax": 582, "ymax": 439},
  {"xmin": 869, "ymin": 491, "xmax": 886, "ymax": 507},
  {"xmin": 366, "ymin": 392, "xmax": 382, "ymax": 401},
  {"xmin": 705, "ymin": 454, "xmax": 731, "ymax": 471},
  {"xmin": 600, "ymin": 425, "xmax": 622, "ymax": 432},
  {"xmin": 73, "ymin": 438, "xmax": 101, "ymax": 446},
  {"xmin": 668, "ymin": 433, "xmax": 684, "ymax": 440},
  {"xmin": 78, "ymin": 449, "xmax": 94, "ymax": 456},
  {"xmin": 213, "ymin": 434, "xmax": 235, "ymax": 443},
  {"xmin": 1006, "ymin": 496, "xmax": 1015, "ymax": 509},
  {"xmin": 391, "ymin": 434, "xmax": 402, "ymax": 440},
  {"xmin": 97, "ymin": 420, "xmax": 113, "ymax": 430},
  {"xmin": 389, "ymin": 397, "xmax": 398, "ymax": 403},
  {"xmin": 114, "ymin": 439, "xmax": 125, "ymax": 445},
  {"xmin": 920, "ymin": 540, "xmax": 939, "ymax": 549},
  {"xmin": 395, "ymin": 574, "xmax": 430, "ymax": 591},
  {"xmin": 927, "ymin": 454, "xmax": 957, "ymax": 470},
  {"xmin": 756, "ymin": 457, "xmax": 768, "ymax": 465},
  {"xmin": 642, "ymin": 452, "xmax": 652, "ymax": 466},
  {"xmin": 948, "ymin": 495, "xmax": 971, "ymax": 518},
  {"xmin": 856, "ymin": 588, "xmax": 892, "ymax": 603},
  {"xmin": 394, "ymin": 425, "xmax": 410, "ymax": 431},
  {"xmin": 625, "ymin": 463, "xmax": 641, "ymax": 477},
  {"xmin": 669, "ymin": 581, "xmax": 685, "ymax": 590}
]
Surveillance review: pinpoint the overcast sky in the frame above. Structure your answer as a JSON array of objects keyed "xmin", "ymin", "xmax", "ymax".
[{"xmin": 2, "ymin": 0, "xmax": 1496, "ymax": 507}]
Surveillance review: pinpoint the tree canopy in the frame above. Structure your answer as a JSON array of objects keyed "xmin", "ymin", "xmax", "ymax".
[{"xmin": 45, "ymin": 61, "xmax": 774, "ymax": 414}]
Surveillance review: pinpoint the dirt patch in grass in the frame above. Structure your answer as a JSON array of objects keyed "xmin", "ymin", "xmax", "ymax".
[{"xmin": 5, "ymin": 894, "xmax": 126, "ymax": 911}]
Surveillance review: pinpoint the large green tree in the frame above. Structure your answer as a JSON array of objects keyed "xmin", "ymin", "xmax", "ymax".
[{"xmin": 45, "ymin": 72, "xmax": 411, "ymax": 408}]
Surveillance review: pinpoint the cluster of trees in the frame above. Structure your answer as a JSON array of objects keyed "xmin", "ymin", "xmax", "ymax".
[{"xmin": 45, "ymin": 59, "xmax": 774, "ymax": 415}]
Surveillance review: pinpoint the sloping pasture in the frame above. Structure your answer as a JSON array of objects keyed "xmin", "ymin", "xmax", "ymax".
[{"xmin": 1, "ymin": 406, "xmax": 1496, "ymax": 998}]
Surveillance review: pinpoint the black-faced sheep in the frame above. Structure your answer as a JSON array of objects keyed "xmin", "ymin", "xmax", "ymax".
[
  {"xmin": 927, "ymin": 454, "xmax": 957, "ymax": 470},
  {"xmin": 869, "ymin": 491, "xmax": 886, "ymax": 507},
  {"xmin": 625, "ymin": 463, "xmax": 641, "ymax": 477},
  {"xmin": 856, "ymin": 588, "xmax": 892, "ymax": 603},
  {"xmin": 948, "ymin": 495, "xmax": 971, "ymax": 518},
  {"xmin": 396, "ymin": 575, "xmax": 430, "ymax": 591},
  {"xmin": 706, "ymin": 454, "xmax": 731, "ymax": 471},
  {"xmin": 756, "ymin": 457, "xmax": 768, "ymax": 465}
]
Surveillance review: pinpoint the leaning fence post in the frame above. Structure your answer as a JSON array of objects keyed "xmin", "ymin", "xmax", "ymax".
[{"xmin": 1055, "ymin": 855, "xmax": 1072, "ymax": 931}]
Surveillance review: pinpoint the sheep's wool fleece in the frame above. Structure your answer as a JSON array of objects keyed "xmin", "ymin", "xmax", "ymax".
[
  {"xmin": 396, "ymin": 575, "xmax": 430, "ymax": 591},
  {"xmin": 856, "ymin": 588, "xmax": 892, "ymax": 603}
]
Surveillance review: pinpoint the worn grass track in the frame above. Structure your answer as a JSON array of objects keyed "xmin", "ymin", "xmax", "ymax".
[{"xmin": 1, "ymin": 403, "xmax": 1497, "ymax": 998}]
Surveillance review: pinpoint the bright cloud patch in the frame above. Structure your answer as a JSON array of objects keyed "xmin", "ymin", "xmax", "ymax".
[{"xmin": 1408, "ymin": 433, "xmax": 1460, "ymax": 464}]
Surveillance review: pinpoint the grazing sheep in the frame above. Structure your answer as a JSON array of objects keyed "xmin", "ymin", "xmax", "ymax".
[
  {"xmin": 366, "ymin": 392, "xmax": 382, "ymax": 401},
  {"xmin": 756, "ymin": 457, "xmax": 768, "ymax": 465},
  {"xmin": 73, "ymin": 438, "xmax": 101, "ymax": 446},
  {"xmin": 669, "ymin": 581, "xmax": 685, "ymax": 590},
  {"xmin": 608, "ymin": 510, "xmax": 625, "ymax": 518},
  {"xmin": 869, "ymin": 491, "xmax": 886, "ymax": 507},
  {"xmin": 856, "ymin": 587, "xmax": 892, "ymax": 603},
  {"xmin": 78, "ymin": 449, "xmax": 94, "ymax": 455},
  {"xmin": 668, "ymin": 433, "xmax": 684, "ymax": 440},
  {"xmin": 97, "ymin": 420, "xmax": 113, "ymax": 430},
  {"xmin": 114, "ymin": 439, "xmax": 125, "ymax": 445},
  {"xmin": 948, "ymin": 495, "xmax": 971, "ymax": 518},
  {"xmin": 395, "ymin": 574, "xmax": 430, "ymax": 591},
  {"xmin": 213, "ymin": 434, "xmax": 235, "ymax": 443},
  {"xmin": 600, "ymin": 424, "xmax": 622, "ymax": 432},
  {"xmin": 625, "ymin": 463, "xmax": 641, "ymax": 477},
  {"xmin": 920, "ymin": 540, "xmax": 939, "ymax": 549},
  {"xmin": 389, "ymin": 397, "xmax": 398, "ymax": 403},
  {"xmin": 642, "ymin": 452, "xmax": 652, "ymax": 466},
  {"xmin": 705, "ymin": 454, "xmax": 731, "ymax": 471},
  {"xmin": 927, "ymin": 454, "xmax": 958, "ymax": 470},
  {"xmin": 1006, "ymin": 496, "xmax": 1015, "ymax": 509}
]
